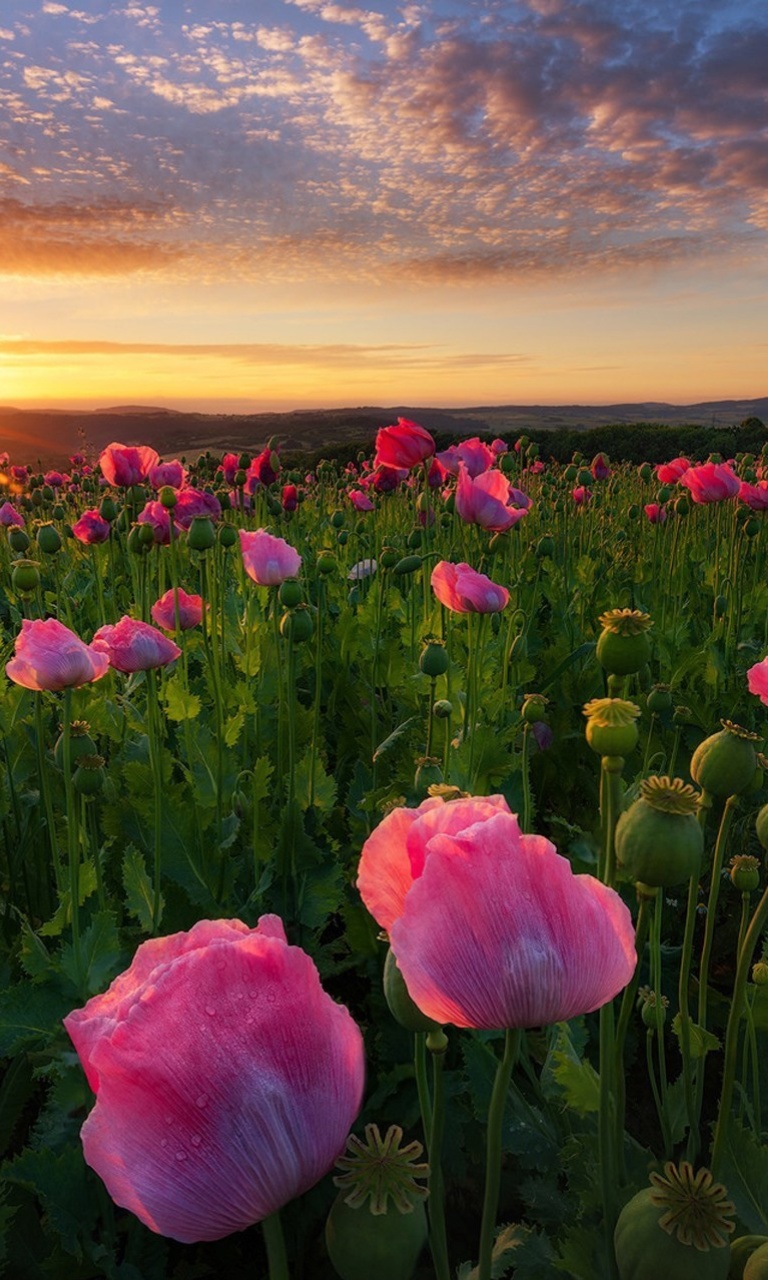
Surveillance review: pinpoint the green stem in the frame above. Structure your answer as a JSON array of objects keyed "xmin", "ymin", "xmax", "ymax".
[
  {"xmin": 35, "ymin": 692, "xmax": 64, "ymax": 892},
  {"xmin": 678, "ymin": 873, "xmax": 702, "ymax": 1162},
  {"xmin": 477, "ymin": 1028, "xmax": 521, "ymax": 1280},
  {"xmin": 146, "ymin": 668, "xmax": 164, "ymax": 934},
  {"xmin": 426, "ymin": 1034, "xmax": 451, "ymax": 1280},
  {"xmin": 650, "ymin": 892, "xmax": 672, "ymax": 1157},
  {"xmin": 262, "ymin": 1211, "xmax": 290, "ymax": 1280},
  {"xmin": 520, "ymin": 723, "xmax": 532, "ymax": 834},
  {"xmin": 414, "ymin": 1032, "xmax": 432, "ymax": 1139},
  {"xmin": 62, "ymin": 687, "xmax": 83, "ymax": 989},
  {"xmin": 694, "ymin": 794, "xmax": 738, "ymax": 1133}
]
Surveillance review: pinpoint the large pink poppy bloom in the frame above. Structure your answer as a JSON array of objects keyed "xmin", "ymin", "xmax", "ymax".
[
  {"xmin": 151, "ymin": 588, "xmax": 205, "ymax": 632},
  {"xmin": 656, "ymin": 457, "xmax": 690, "ymax": 484},
  {"xmin": 357, "ymin": 797, "xmax": 636, "ymax": 1030},
  {"xmin": 0, "ymin": 501, "xmax": 25, "ymax": 527},
  {"xmin": 747, "ymin": 657, "xmax": 768, "ymax": 706},
  {"xmin": 239, "ymin": 529, "xmax": 301, "ymax": 586},
  {"xmin": 436, "ymin": 438, "xmax": 495, "ymax": 478},
  {"xmin": 137, "ymin": 500, "xmax": 172, "ymax": 545},
  {"xmin": 6, "ymin": 618, "xmax": 110, "ymax": 691},
  {"xmin": 149, "ymin": 460, "xmax": 187, "ymax": 490},
  {"xmin": 739, "ymin": 480, "xmax": 768, "ymax": 511},
  {"xmin": 373, "ymin": 418, "xmax": 435, "ymax": 471},
  {"xmin": 679, "ymin": 462, "xmax": 740, "ymax": 503},
  {"xmin": 455, "ymin": 465, "xmax": 529, "ymax": 532},
  {"xmin": 72, "ymin": 509, "xmax": 111, "ymax": 545},
  {"xmin": 99, "ymin": 443, "xmax": 160, "ymax": 487},
  {"xmin": 173, "ymin": 488, "xmax": 221, "ymax": 531},
  {"xmin": 349, "ymin": 489, "xmax": 374, "ymax": 511},
  {"xmin": 644, "ymin": 503, "xmax": 667, "ymax": 525},
  {"xmin": 63, "ymin": 915, "xmax": 365, "ymax": 1243},
  {"xmin": 93, "ymin": 617, "xmax": 181, "ymax": 672},
  {"xmin": 431, "ymin": 561, "xmax": 509, "ymax": 614}
]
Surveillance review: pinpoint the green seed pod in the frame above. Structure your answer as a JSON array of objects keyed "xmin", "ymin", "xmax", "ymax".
[
  {"xmin": 521, "ymin": 693, "xmax": 548, "ymax": 724},
  {"xmin": 279, "ymin": 604, "xmax": 313, "ymax": 642},
  {"xmin": 41, "ymin": 484, "xmax": 54, "ymax": 502},
  {"xmin": 316, "ymin": 551, "xmax": 337, "ymax": 574},
  {"xmin": 238, "ymin": 452, "xmax": 250, "ymax": 470},
  {"xmin": 187, "ymin": 516, "xmax": 216, "ymax": 551},
  {"xmin": 393, "ymin": 554, "xmax": 422, "ymax": 576},
  {"xmin": 54, "ymin": 722, "xmax": 98, "ymax": 771},
  {"xmin": 615, "ymin": 777, "xmax": 703, "ymax": 887},
  {"xmin": 730, "ymin": 856, "xmax": 760, "ymax": 892},
  {"xmin": 278, "ymin": 578, "xmax": 304, "ymax": 609},
  {"xmin": 331, "ymin": 509, "xmax": 345, "ymax": 529},
  {"xmin": 234, "ymin": 468, "xmax": 247, "ymax": 487},
  {"xmin": 637, "ymin": 462, "xmax": 653, "ymax": 482},
  {"xmin": 31, "ymin": 489, "xmax": 44, "ymax": 508},
  {"xmin": 614, "ymin": 1162, "xmax": 734, "ymax": 1280},
  {"xmin": 596, "ymin": 608, "xmax": 653, "ymax": 677},
  {"xmin": 756, "ymin": 804, "xmax": 768, "ymax": 850},
  {"xmin": 406, "ymin": 527, "xmax": 422, "ymax": 549},
  {"xmin": 72, "ymin": 755, "xmax": 106, "ymax": 796},
  {"xmin": 379, "ymin": 546, "xmax": 398, "ymax": 570},
  {"xmin": 584, "ymin": 698, "xmax": 641, "ymax": 757},
  {"xmin": 675, "ymin": 495, "xmax": 690, "ymax": 516},
  {"xmin": 419, "ymin": 640, "xmax": 449, "ymax": 678},
  {"xmin": 577, "ymin": 467, "xmax": 593, "ymax": 487},
  {"xmin": 656, "ymin": 485, "xmax": 672, "ymax": 504},
  {"xmin": 99, "ymin": 496, "xmax": 118, "ymax": 523},
  {"xmin": 36, "ymin": 522, "xmax": 61, "ymax": 555},
  {"xmin": 138, "ymin": 521, "xmax": 156, "ymax": 547},
  {"xmin": 691, "ymin": 721, "xmax": 763, "ymax": 799},
  {"xmin": 12, "ymin": 558, "xmax": 40, "ymax": 593},
  {"xmin": 563, "ymin": 464, "xmax": 579, "ymax": 483},
  {"xmin": 337, "ymin": 529, "xmax": 349, "ymax": 546},
  {"xmin": 219, "ymin": 523, "xmax": 237, "ymax": 548},
  {"xmin": 433, "ymin": 699, "xmax": 452, "ymax": 719},
  {"xmin": 8, "ymin": 527, "xmax": 30, "ymax": 552},
  {"xmin": 744, "ymin": 517, "xmax": 760, "ymax": 539},
  {"xmin": 646, "ymin": 684, "xmax": 672, "ymax": 715},
  {"xmin": 414, "ymin": 757, "xmax": 443, "ymax": 793},
  {"xmin": 752, "ymin": 962, "xmax": 768, "ymax": 986},
  {"xmin": 729, "ymin": 1236, "xmax": 768, "ymax": 1279},
  {"xmin": 159, "ymin": 485, "xmax": 177, "ymax": 509}
]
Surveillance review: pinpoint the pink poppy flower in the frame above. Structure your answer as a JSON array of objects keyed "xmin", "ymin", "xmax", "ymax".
[
  {"xmin": 6, "ymin": 618, "xmax": 110, "ymax": 691},
  {"xmin": 526, "ymin": 459, "xmax": 545, "ymax": 474},
  {"xmin": 572, "ymin": 485, "xmax": 592, "ymax": 505},
  {"xmin": 656, "ymin": 457, "xmax": 690, "ymax": 484},
  {"xmin": 739, "ymin": 480, "xmax": 768, "ymax": 511},
  {"xmin": 246, "ymin": 447, "xmax": 280, "ymax": 490},
  {"xmin": 431, "ymin": 561, "xmax": 510, "ymax": 614},
  {"xmin": 149, "ymin": 460, "xmax": 187, "ymax": 490},
  {"xmin": 591, "ymin": 454, "xmax": 611, "ymax": 480},
  {"xmin": 138, "ymin": 501, "xmax": 172, "ymax": 545},
  {"xmin": 491, "ymin": 438, "xmax": 508, "ymax": 455},
  {"xmin": 219, "ymin": 452, "xmax": 239, "ymax": 485},
  {"xmin": 349, "ymin": 489, "xmax": 374, "ymax": 511},
  {"xmin": 680, "ymin": 462, "xmax": 740, "ymax": 503},
  {"xmin": 72, "ymin": 509, "xmax": 111, "ymax": 545},
  {"xmin": 151, "ymin": 589, "xmax": 205, "ymax": 632},
  {"xmin": 70, "ymin": 453, "xmax": 85, "ymax": 467},
  {"xmin": 455, "ymin": 464, "xmax": 529, "ymax": 532},
  {"xmin": 644, "ymin": 503, "xmax": 667, "ymax": 524},
  {"xmin": 373, "ymin": 418, "xmax": 435, "ymax": 471},
  {"xmin": 99, "ymin": 443, "xmax": 160, "ymax": 487},
  {"xmin": 0, "ymin": 501, "xmax": 25, "ymax": 527},
  {"xmin": 93, "ymin": 617, "xmax": 181, "ymax": 672},
  {"xmin": 63, "ymin": 915, "xmax": 365, "ymax": 1243},
  {"xmin": 11, "ymin": 465, "xmax": 29, "ymax": 482},
  {"xmin": 44, "ymin": 470, "xmax": 66, "ymax": 488},
  {"xmin": 239, "ymin": 529, "xmax": 301, "ymax": 586},
  {"xmin": 357, "ymin": 797, "xmax": 636, "ymax": 1030},
  {"xmin": 0, "ymin": 451, "xmax": 9, "ymax": 467},
  {"xmin": 282, "ymin": 483, "xmax": 298, "ymax": 511},
  {"xmin": 436, "ymin": 438, "xmax": 495, "ymax": 478},
  {"xmin": 370, "ymin": 464, "xmax": 407, "ymax": 492},
  {"xmin": 747, "ymin": 656, "xmax": 768, "ymax": 706},
  {"xmin": 173, "ymin": 488, "xmax": 221, "ymax": 531}
]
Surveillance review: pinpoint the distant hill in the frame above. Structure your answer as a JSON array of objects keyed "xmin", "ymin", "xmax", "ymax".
[{"xmin": 1, "ymin": 397, "xmax": 766, "ymax": 468}]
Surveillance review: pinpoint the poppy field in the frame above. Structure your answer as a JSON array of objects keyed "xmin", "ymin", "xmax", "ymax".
[{"xmin": 2, "ymin": 425, "xmax": 768, "ymax": 1280}]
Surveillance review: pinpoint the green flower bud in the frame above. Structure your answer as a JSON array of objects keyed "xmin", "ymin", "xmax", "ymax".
[
  {"xmin": 219, "ymin": 522, "xmax": 237, "ymax": 548},
  {"xmin": 187, "ymin": 516, "xmax": 215, "ymax": 551},
  {"xmin": 419, "ymin": 641, "xmax": 449, "ymax": 678},
  {"xmin": 278, "ymin": 578, "xmax": 304, "ymax": 609},
  {"xmin": 279, "ymin": 604, "xmax": 313, "ymax": 642},
  {"xmin": 36, "ymin": 522, "xmax": 62, "ymax": 555}
]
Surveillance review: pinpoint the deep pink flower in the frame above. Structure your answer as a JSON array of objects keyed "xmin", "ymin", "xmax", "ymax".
[
  {"xmin": 747, "ymin": 657, "xmax": 768, "ymax": 706},
  {"xmin": 436, "ymin": 438, "xmax": 495, "ymax": 478},
  {"xmin": 656, "ymin": 457, "xmax": 690, "ymax": 484},
  {"xmin": 173, "ymin": 488, "xmax": 221, "ymax": 531},
  {"xmin": 680, "ymin": 462, "xmax": 740, "ymax": 503},
  {"xmin": 63, "ymin": 915, "xmax": 365, "ymax": 1243},
  {"xmin": 239, "ymin": 529, "xmax": 301, "ymax": 586},
  {"xmin": 739, "ymin": 481, "xmax": 768, "ymax": 511},
  {"xmin": 431, "ymin": 561, "xmax": 509, "ymax": 614},
  {"xmin": 373, "ymin": 418, "xmax": 435, "ymax": 471},
  {"xmin": 370, "ymin": 464, "xmax": 407, "ymax": 492},
  {"xmin": 149, "ymin": 460, "xmax": 187, "ymax": 490},
  {"xmin": 70, "ymin": 453, "xmax": 85, "ymax": 467},
  {"xmin": 491, "ymin": 438, "xmax": 508, "ymax": 455},
  {"xmin": 455, "ymin": 464, "xmax": 529, "ymax": 532},
  {"xmin": 138, "ymin": 501, "xmax": 172, "ymax": 545},
  {"xmin": 219, "ymin": 453, "xmax": 239, "ymax": 485},
  {"xmin": 6, "ymin": 618, "xmax": 109, "ymax": 691},
  {"xmin": 644, "ymin": 503, "xmax": 667, "ymax": 524},
  {"xmin": 358, "ymin": 797, "xmax": 636, "ymax": 1030},
  {"xmin": 246, "ymin": 447, "xmax": 280, "ymax": 490},
  {"xmin": 591, "ymin": 454, "xmax": 611, "ymax": 480},
  {"xmin": 349, "ymin": 489, "xmax": 374, "ymax": 511},
  {"xmin": 0, "ymin": 501, "xmax": 25, "ymax": 527},
  {"xmin": 72, "ymin": 509, "xmax": 111, "ymax": 545},
  {"xmin": 572, "ymin": 485, "xmax": 592, "ymax": 505},
  {"xmin": 0, "ymin": 451, "xmax": 8, "ymax": 467},
  {"xmin": 44, "ymin": 470, "xmax": 65, "ymax": 488},
  {"xmin": 526, "ymin": 459, "xmax": 545, "ymax": 474},
  {"xmin": 93, "ymin": 617, "xmax": 181, "ymax": 672},
  {"xmin": 11, "ymin": 465, "xmax": 29, "ymax": 482},
  {"xmin": 282, "ymin": 483, "xmax": 298, "ymax": 512},
  {"xmin": 151, "ymin": 589, "xmax": 205, "ymax": 632},
  {"xmin": 99, "ymin": 443, "xmax": 160, "ymax": 487}
]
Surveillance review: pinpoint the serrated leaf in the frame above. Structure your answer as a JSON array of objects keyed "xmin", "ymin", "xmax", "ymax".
[
  {"xmin": 162, "ymin": 672, "xmax": 201, "ymax": 722},
  {"xmin": 19, "ymin": 926, "xmax": 53, "ymax": 981},
  {"xmin": 39, "ymin": 861, "xmax": 98, "ymax": 937},
  {"xmin": 122, "ymin": 844, "xmax": 159, "ymax": 933},
  {"xmin": 671, "ymin": 1013, "xmax": 720, "ymax": 1058},
  {"xmin": 2, "ymin": 1145, "xmax": 94, "ymax": 1259},
  {"xmin": 60, "ymin": 909, "xmax": 121, "ymax": 995},
  {"xmin": 717, "ymin": 1117, "xmax": 768, "ymax": 1233},
  {"xmin": 224, "ymin": 710, "xmax": 245, "ymax": 747},
  {"xmin": 297, "ymin": 862, "xmax": 344, "ymax": 931},
  {"xmin": 293, "ymin": 751, "xmax": 337, "ymax": 811},
  {"xmin": 0, "ymin": 985, "xmax": 70, "ymax": 1057},
  {"xmin": 372, "ymin": 715, "xmax": 419, "ymax": 762},
  {"xmin": 458, "ymin": 1223, "xmax": 541, "ymax": 1280},
  {"xmin": 542, "ymin": 1022, "xmax": 600, "ymax": 1114}
]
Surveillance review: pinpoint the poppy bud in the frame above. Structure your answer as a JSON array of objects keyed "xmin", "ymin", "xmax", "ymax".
[
  {"xmin": 12, "ymin": 559, "xmax": 40, "ymax": 594},
  {"xmin": 691, "ymin": 720, "xmax": 763, "ymax": 799},
  {"xmin": 36, "ymin": 522, "xmax": 62, "ymax": 555},
  {"xmin": 279, "ymin": 578, "xmax": 304, "ymax": 609},
  {"xmin": 219, "ymin": 523, "xmax": 237, "ymax": 548},
  {"xmin": 187, "ymin": 516, "xmax": 215, "ymax": 551},
  {"xmin": 8, "ymin": 527, "xmax": 30, "ymax": 552},
  {"xmin": 419, "ymin": 641, "xmax": 449, "ymax": 678}
]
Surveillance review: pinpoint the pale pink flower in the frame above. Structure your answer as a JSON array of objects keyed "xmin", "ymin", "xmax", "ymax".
[
  {"xmin": 747, "ymin": 657, "xmax": 768, "ymax": 706},
  {"xmin": 149, "ymin": 460, "xmax": 187, "ymax": 490},
  {"xmin": 173, "ymin": 488, "xmax": 221, "ymax": 531},
  {"xmin": 431, "ymin": 561, "xmax": 509, "ymax": 614},
  {"xmin": 0, "ymin": 501, "xmax": 25, "ymax": 527},
  {"xmin": 239, "ymin": 529, "xmax": 301, "ymax": 586},
  {"xmin": 6, "ymin": 618, "xmax": 109, "ymax": 691},
  {"xmin": 455, "ymin": 464, "xmax": 529, "ymax": 532},
  {"xmin": 436, "ymin": 438, "xmax": 495, "ymax": 478},
  {"xmin": 99, "ymin": 443, "xmax": 160, "ymax": 487},
  {"xmin": 348, "ymin": 489, "xmax": 374, "ymax": 511},
  {"xmin": 93, "ymin": 617, "xmax": 181, "ymax": 672},
  {"xmin": 151, "ymin": 589, "xmax": 205, "ymax": 631}
]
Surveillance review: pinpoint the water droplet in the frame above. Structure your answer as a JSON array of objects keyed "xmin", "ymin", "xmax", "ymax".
[
  {"xmin": 175, "ymin": 1150, "xmax": 187, "ymax": 1162},
  {"xmin": 191, "ymin": 1134, "xmax": 202, "ymax": 1147},
  {"xmin": 266, "ymin": 992, "xmax": 276, "ymax": 1003},
  {"xmin": 195, "ymin": 1093, "xmax": 209, "ymax": 1109},
  {"xmin": 205, "ymin": 1005, "xmax": 216, "ymax": 1017},
  {"xmin": 248, "ymin": 989, "xmax": 259, "ymax": 999},
  {"xmin": 160, "ymin": 1139, "xmax": 168, "ymax": 1149},
  {"xmin": 164, "ymin": 1114, "xmax": 173, "ymax": 1125}
]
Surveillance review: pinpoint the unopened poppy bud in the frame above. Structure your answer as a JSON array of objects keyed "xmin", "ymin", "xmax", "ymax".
[
  {"xmin": 383, "ymin": 949, "xmax": 440, "ymax": 1033},
  {"xmin": 419, "ymin": 640, "xmax": 448, "ymax": 678},
  {"xmin": 317, "ymin": 551, "xmax": 337, "ymax": 574},
  {"xmin": 393, "ymin": 554, "xmax": 422, "ymax": 576},
  {"xmin": 279, "ymin": 604, "xmax": 313, "ymax": 642},
  {"xmin": 674, "ymin": 494, "xmax": 690, "ymax": 516},
  {"xmin": 219, "ymin": 523, "xmax": 237, "ymax": 548},
  {"xmin": 279, "ymin": 578, "xmax": 304, "ymax": 609},
  {"xmin": 646, "ymin": 683, "xmax": 672, "ymax": 714},
  {"xmin": 159, "ymin": 485, "xmax": 177, "ymax": 509},
  {"xmin": 8, "ymin": 527, "xmax": 30, "ymax": 552},
  {"xmin": 73, "ymin": 754, "xmax": 106, "ymax": 795},
  {"xmin": 426, "ymin": 1028, "xmax": 449, "ymax": 1055},
  {"xmin": 36, "ymin": 522, "xmax": 61, "ymax": 554},
  {"xmin": 407, "ymin": 527, "xmax": 422, "ymax": 549},
  {"xmin": 752, "ymin": 961, "xmax": 768, "ymax": 986},
  {"xmin": 12, "ymin": 559, "xmax": 40, "ymax": 594},
  {"xmin": 522, "ymin": 693, "xmax": 548, "ymax": 724},
  {"xmin": 379, "ymin": 546, "xmax": 398, "ymax": 569},
  {"xmin": 234, "ymin": 468, "xmax": 247, "ymax": 487},
  {"xmin": 187, "ymin": 516, "xmax": 215, "ymax": 551},
  {"xmin": 99, "ymin": 496, "xmax": 118, "ymax": 522},
  {"xmin": 433, "ymin": 699, "xmax": 452, "ymax": 719}
]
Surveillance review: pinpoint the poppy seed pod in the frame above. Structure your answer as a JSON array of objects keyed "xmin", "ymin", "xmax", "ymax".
[
  {"xmin": 690, "ymin": 720, "xmax": 763, "ymax": 799},
  {"xmin": 596, "ymin": 608, "xmax": 653, "ymax": 677},
  {"xmin": 583, "ymin": 698, "xmax": 641, "ymax": 758},
  {"xmin": 615, "ymin": 777, "xmax": 703, "ymax": 888},
  {"xmin": 419, "ymin": 640, "xmax": 449, "ymax": 678},
  {"xmin": 613, "ymin": 1162, "xmax": 734, "ymax": 1280}
]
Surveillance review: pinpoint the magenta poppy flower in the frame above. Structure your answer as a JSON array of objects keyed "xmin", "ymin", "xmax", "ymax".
[
  {"xmin": 137, "ymin": 500, "xmax": 172, "ymax": 545},
  {"xmin": 349, "ymin": 489, "xmax": 374, "ymax": 511},
  {"xmin": 455, "ymin": 465, "xmax": 529, "ymax": 532},
  {"xmin": 219, "ymin": 453, "xmax": 239, "ymax": 485},
  {"xmin": 63, "ymin": 915, "xmax": 365, "ymax": 1243},
  {"xmin": 149, "ymin": 460, "xmax": 187, "ymax": 490},
  {"xmin": 747, "ymin": 657, "xmax": 768, "ymax": 706},
  {"xmin": 370, "ymin": 464, "xmax": 407, "ymax": 492},
  {"xmin": 656, "ymin": 457, "xmax": 690, "ymax": 484},
  {"xmin": 0, "ymin": 451, "xmax": 8, "ymax": 467},
  {"xmin": 239, "ymin": 529, "xmax": 301, "ymax": 586},
  {"xmin": 70, "ymin": 452, "xmax": 85, "ymax": 467},
  {"xmin": 373, "ymin": 418, "xmax": 435, "ymax": 471},
  {"xmin": 72, "ymin": 509, "xmax": 111, "ymax": 545},
  {"xmin": 93, "ymin": 617, "xmax": 181, "ymax": 672},
  {"xmin": 44, "ymin": 470, "xmax": 66, "ymax": 488},
  {"xmin": 572, "ymin": 485, "xmax": 592, "ymax": 505},
  {"xmin": 357, "ymin": 796, "xmax": 636, "ymax": 1030},
  {"xmin": 739, "ymin": 481, "xmax": 768, "ymax": 511},
  {"xmin": 11, "ymin": 465, "xmax": 30, "ymax": 482},
  {"xmin": 6, "ymin": 618, "xmax": 110, "ymax": 691},
  {"xmin": 436, "ymin": 438, "xmax": 495, "ymax": 478},
  {"xmin": 99, "ymin": 443, "xmax": 160, "ymax": 487},
  {"xmin": 591, "ymin": 454, "xmax": 611, "ymax": 480},
  {"xmin": 491, "ymin": 438, "xmax": 508, "ymax": 455},
  {"xmin": 680, "ymin": 462, "xmax": 740, "ymax": 503},
  {"xmin": 174, "ymin": 488, "xmax": 221, "ymax": 531},
  {"xmin": 0, "ymin": 501, "xmax": 25, "ymax": 527},
  {"xmin": 151, "ymin": 589, "xmax": 205, "ymax": 632},
  {"xmin": 246, "ymin": 447, "xmax": 280, "ymax": 491},
  {"xmin": 431, "ymin": 561, "xmax": 509, "ymax": 614},
  {"xmin": 644, "ymin": 503, "xmax": 667, "ymax": 524},
  {"xmin": 282, "ymin": 483, "xmax": 298, "ymax": 512}
]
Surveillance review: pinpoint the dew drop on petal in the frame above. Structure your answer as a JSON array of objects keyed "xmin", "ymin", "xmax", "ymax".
[
  {"xmin": 191, "ymin": 1134, "xmax": 202, "ymax": 1147},
  {"xmin": 195, "ymin": 1093, "xmax": 209, "ymax": 1108},
  {"xmin": 175, "ymin": 1150, "xmax": 187, "ymax": 1162}
]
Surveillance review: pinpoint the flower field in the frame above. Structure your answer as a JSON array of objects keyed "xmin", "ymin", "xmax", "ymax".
[{"xmin": 2, "ymin": 425, "xmax": 768, "ymax": 1279}]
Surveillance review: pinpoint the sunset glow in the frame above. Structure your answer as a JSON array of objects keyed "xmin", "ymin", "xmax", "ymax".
[{"xmin": 1, "ymin": 0, "xmax": 766, "ymax": 415}]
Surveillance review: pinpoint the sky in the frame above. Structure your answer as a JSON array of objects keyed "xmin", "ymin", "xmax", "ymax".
[{"xmin": 0, "ymin": 0, "xmax": 766, "ymax": 413}]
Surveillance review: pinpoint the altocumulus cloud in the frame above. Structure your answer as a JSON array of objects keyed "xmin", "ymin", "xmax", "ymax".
[{"xmin": 0, "ymin": 0, "xmax": 765, "ymax": 282}]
